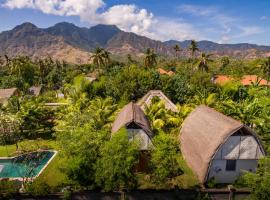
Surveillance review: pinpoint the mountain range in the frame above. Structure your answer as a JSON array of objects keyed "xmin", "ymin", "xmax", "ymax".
[{"xmin": 1, "ymin": 22, "xmax": 270, "ymax": 63}]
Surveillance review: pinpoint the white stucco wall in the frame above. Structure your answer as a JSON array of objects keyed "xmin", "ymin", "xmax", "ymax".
[
  {"xmin": 207, "ymin": 135, "xmax": 263, "ymax": 183},
  {"xmin": 128, "ymin": 129, "xmax": 152, "ymax": 150},
  {"xmin": 208, "ymin": 159, "xmax": 258, "ymax": 183}
]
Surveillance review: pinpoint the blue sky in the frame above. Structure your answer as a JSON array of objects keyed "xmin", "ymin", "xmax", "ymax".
[{"xmin": 0, "ymin": 0, "xmax": 270, "ymax": 45}]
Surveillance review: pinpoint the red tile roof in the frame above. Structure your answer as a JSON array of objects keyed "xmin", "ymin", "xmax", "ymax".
[
  {"xmin": 241, "ymin": 75, "xmax": 269, "ymax": 86},
  {"xmin": 157, "ymin": 68, "xmax": 175, "ymax": 76}
]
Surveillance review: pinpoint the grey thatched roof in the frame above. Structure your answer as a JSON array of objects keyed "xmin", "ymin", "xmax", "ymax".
[
  {"xmin": 0, "ymin": 88, "xmax": 18, "ymax": 102},
  {"xmin": 137, "ymin": 90, "xmax": 178, "ymax": 112},
  {"xmin": 112, "ymin": 102, "xmax": 153, "ymax": 137},
  {"xmin": 29, "ymin": 86, "xmax": 42, "ymax": 96},
  {"xmin": 180, "ymin": 105, "xmax": 265, "ymax": 183}
]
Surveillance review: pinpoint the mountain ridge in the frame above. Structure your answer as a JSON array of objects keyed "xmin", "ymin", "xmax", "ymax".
[{"xmin": 1, "ymin": 22, "xmax": 270, "ymax": 63}]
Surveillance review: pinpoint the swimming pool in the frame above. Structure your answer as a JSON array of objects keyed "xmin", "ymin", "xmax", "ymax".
[{"xmin": 0, "ymin": 151, "xmax": 57, "ymax": 180}]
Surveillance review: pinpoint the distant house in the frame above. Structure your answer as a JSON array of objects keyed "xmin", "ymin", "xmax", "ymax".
[
  {"xmin": 28, "ymin": 86, "xmax": 43, "ymax": 96},
  {"xmin": 137, "ymin": 90, "xmax": 178, "ymax": 112},
  {"xmin": 180, "ymin": 105, "xmax": 265, "ymax": 183},
  {"xmin": 56, "ymin": 92, "xmax": 65, "ymax": 99},
  {"xmin": 85, "ymin": 76, "xmax": 96, "ymax": 83},
  {"xmin": 112, "ymin": 102, "xmax": 153, "ymax": 150},
  {"xmin": 211, "ymin": 75, "xmax": 233, "ymax": 86},
  {"xmin": 212, "ymin": 75, "xmax": 269, "ymax": 87},
  {"xmin": 157, "ymin": 68, "xmax": 175, "ymax": 76},
  {"xmin": 241, "ymin": 75, "xmax": 269, "ymax": 86},
  {"xmin": 0, "ymin": 88, "xmax": 19, "ymax": 104}
]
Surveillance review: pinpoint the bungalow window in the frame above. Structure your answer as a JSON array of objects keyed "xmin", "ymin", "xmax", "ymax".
[{"xmin": 226, "ymin": 160, "xmax": 236, "ymax": 171}]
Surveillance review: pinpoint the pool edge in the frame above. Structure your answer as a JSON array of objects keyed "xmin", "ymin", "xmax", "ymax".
[{"xmin": 0, "ymin": 150, "xmax": 58, "ymax": 181}]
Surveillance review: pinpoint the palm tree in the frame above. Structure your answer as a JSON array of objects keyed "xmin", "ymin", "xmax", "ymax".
[
  {"xmin": 173, "ymin": 44, "xmax": 181, "ymax": 59},
  {"xmin": 262, "ymin": 57, "xmax": 270, "ymax": 81},
  {"xmin": 220, "ymin": 56, "xmax": 230, "ymax": 71},
  {"xmin": 193, "ymin": 89, "xmax": 217, "ymax": 107},
  {"xmin": 90, "ymin": 47, "xmax": 110, "ymax": 70},
  {"xmin": 145, "ymin": 99, "xmax": 183, "ymax": 134},
  {"xmin": 197, "ymin": 53, "xmax": 213, "ymax": 72},
  {"xmin": 189, "ymin": 40, "xmax": 199, "ymax": 60},
  {"xmin": 144, "ymin": 48, "xmax": 157, "ymax": 68},
  {"xmin": 127, "ymin": 54, "xmax": 135, "ymax": 65},
  {"xmin": 87, "ymin": 97, "xmax": 117, "ymax": 130}
]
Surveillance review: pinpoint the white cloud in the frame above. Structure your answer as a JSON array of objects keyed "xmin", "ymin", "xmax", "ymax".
[
  {"xmin": 177, "ymin": 4, "xmax": 267, "ymax": 44},
  {"xmin": 260, "ymin": 16, "xmax": 268, "ymax": 20},
  {"xmin": 237, "ymin": 26, "xmax": 263, "ymax": 37},
  {"xmin": 178, "ymin": 4, "xmax": 217, "ymax": 17}
]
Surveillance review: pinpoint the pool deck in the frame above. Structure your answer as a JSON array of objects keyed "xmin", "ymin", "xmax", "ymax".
[{"xmin": 0, "ymin": 150, "xmax": 58, "ymax": 181}]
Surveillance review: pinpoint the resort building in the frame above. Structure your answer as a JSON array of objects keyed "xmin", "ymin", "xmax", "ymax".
[
  {"xmin": 0, "ymin": 88, "xmax": 19, "ymax": 104},
  {"xmin": 241, "ymin": 75, "xmax": 269, "ymax": 86},
  {"xmin": 112, "ymin": 102, "xmax": 153, "ymax": 150},
  {"xmin": 28, "ymin": 86, "xmax": 43, "ymax": 96},
  {"xmin": 157, "ymin": 68, "xmax": 175, "ymax": 76},
  {"xmin": 211, "ymin": 75, "xmax": 234, "ymax": 86},
  {"xmin": 212, "ymin": 75, "xmax": 270, "ymax": 87},
  {"xmin": 137, "ymin": 90, "xmax": 178, "ymax": 112},
  {"xmin": 180, "ymin": 105, "xmax": 265, "ymax": 183}
]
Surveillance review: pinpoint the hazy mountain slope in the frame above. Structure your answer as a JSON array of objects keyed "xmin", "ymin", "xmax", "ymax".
[
  {"xmin": 1, "ymin": 22, "xmax": 270, "ymax": 63},
  {"xmin": 0, "ymin": 22, "xmax": 90, "ymax": 63},
  {"xmin": 165, "ymin": 40, "xmax": 270, "ymax": 59},
  {"xmin": 107, "ymin": 31, "xmax": 173, "ymax": 56}
]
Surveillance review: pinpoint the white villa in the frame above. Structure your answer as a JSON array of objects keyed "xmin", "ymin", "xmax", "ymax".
[
  {"xmin": 180, "ymin": 105, "xmax": 265, "ymax": 183},
  {"xmin": 111, "ymin": 102, "xmax": 153, "ymax": 150}
]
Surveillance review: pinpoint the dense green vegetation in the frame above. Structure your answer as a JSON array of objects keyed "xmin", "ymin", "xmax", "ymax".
[{"xmin": 0, "ymin": 43, "xmax": 270, "ymax": 197}]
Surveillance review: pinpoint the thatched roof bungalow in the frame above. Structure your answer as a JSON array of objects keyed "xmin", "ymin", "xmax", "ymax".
[
  {"xmin": 180, "ymin": 105, "xmax": 265, "ymax": 183},
  {"xmin": 112, "ymin": 102, "xmax": 153, "ymax": 150},
  {"xmin": 0, "ymin": 88, "xmax": 19, "ymax": 104},
  {"xmin": 29, "ymin": 86, "xmax": 43, "ymax": 96},
  {"xmin": 137, "ymin": 90, "xmax": 178, "ymax": 112}
]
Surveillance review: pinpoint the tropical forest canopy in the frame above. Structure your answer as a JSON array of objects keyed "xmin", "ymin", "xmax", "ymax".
[{"xmin": 0, "ymin": 42, "xmax": 270, "ymax": 199}]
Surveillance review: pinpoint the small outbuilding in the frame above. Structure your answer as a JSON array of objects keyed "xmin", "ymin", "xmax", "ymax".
[
  {"xmin": 157, "ymin": 68, "xmax": 175, "ymax": 76},
  {"xmin": 0, "ymin": 88, "xmax": 19, "ymax": 104},
  {"xmin": 180, "ymin": 105, "xmax": 265, "ymax": 183},
  {"xmin": 112, "ymin": 102, "xmax": 153, "ymax": 150},
  {"xmin": 29, "ymin": 86, "xmax": 43, "ymax": 96},
  {"xmin": 137, "ymin": 90, "xmax": 178, "ymax": 112}
]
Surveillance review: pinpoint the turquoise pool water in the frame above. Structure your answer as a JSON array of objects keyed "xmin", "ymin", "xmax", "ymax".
[{"xmin": 0, "ymin": 151, "xmax": 55, "ymax": 178}]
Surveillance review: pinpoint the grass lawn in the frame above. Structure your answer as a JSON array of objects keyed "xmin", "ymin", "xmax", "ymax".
[{"xmin": 0, "ymin": 139, "xmax": 68, "ymax": 189}]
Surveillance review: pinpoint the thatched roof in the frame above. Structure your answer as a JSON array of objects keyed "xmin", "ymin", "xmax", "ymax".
[
  {"xmin": 112, "ymin": 102, "xmax": 153, "ymax": 137},
  {"xmin": 0, "ymin": 88, "xmax": 18, "ymax": 102},
  {"xmin": 29, "ymin": 86, "xmax": 42, "ymax": 96},
  {"xmin": 137, "ymin": 90, "xmax": 178, "ymax": 112},
  {"xmin": 180, "ymin": 105, "xmax": 265, "ymax": 183}
]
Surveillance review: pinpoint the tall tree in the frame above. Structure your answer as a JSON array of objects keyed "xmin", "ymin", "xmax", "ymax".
[
  {"xmin": 95, "ymin": 128, "xmax": 139, "ymax": 191},
  {"xmin": 144, "ymin": 48, "xmax": 157, "ymax": 68},
  {"xmin": 189, "ymin": 40, "xmax": 199, "ymax": 60},
  {"xmin": 0, "ymin": 112, "xmax": 21, "ymax": 150},
  {"xmin": 173, "ymin": 44, "xmax": 181, "ymax": 59},
  {"xmin": 262, "ymin": 57, "xmax": 270, "ymax": 81},
  {"xmin": 220, "ymin": 56, "xmax": 230, "ymax": 71},
  {"xmin": 90, "ymin": 47, "xmax": 110, "ymax": 70},
  {"xmin": 197, "ymin": 53, "xmax": 213, "ymax": 72}
]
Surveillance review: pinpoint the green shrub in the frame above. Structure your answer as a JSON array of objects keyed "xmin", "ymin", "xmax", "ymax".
[{"xmin": 25, "ymin": 180, "xmax": 51, "ymax": 197}]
